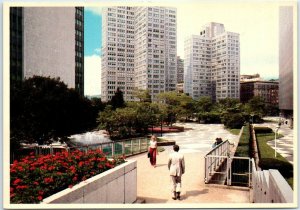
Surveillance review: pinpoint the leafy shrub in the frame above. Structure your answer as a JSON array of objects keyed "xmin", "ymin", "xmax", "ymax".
[
  {"xmin": 254, "ymin": 127, "xmax": 273, "ymax": 134},
  {"xmin": 10, "ymin": 150, "xmax": 125, "ymax": 203},
  {"xmin": 235, "ymin": 124, "xmax": 250, "ymax": 157},
  {"xmin": 222, "ymin": 113, "xmax": 245, "ymax": 129},
  {"xmin": 198, "ymin": 111, "xmax": 222, "ymax": 124},
  {"xmin": 259, "ymin": 158, "xmax": 293, "ymax": 178}
]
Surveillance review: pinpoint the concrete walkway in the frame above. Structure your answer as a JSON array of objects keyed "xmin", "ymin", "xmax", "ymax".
[{"xmin": 127, "ymin": 123, "xmax": 250, "ymax": 204}]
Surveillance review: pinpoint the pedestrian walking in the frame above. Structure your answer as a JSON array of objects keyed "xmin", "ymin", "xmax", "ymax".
[
  {"xmin": 168, "ymin": 144, "xmax": 185, "ymax": 200},
  {"xmin": 148, "ymin": 135, "xmax": 158, "ymax": 167}
]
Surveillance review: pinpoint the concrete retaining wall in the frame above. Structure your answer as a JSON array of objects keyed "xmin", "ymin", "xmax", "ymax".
[
  {"xmin": 42, "ymin": 160, "xmax": 137, "ymax": 204},
  {"xmin": 251, "ymin": 164, "xmax": 293, "ymax": 203}
]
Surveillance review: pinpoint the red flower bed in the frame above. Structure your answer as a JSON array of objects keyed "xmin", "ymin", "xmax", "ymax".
[
  {"xmin": 10, "ymin": 149, "xmax": 125, "ymax": 204},
  {"xmin": 148, "ymin": 126, "xmax": 184, "ymax": 133}
]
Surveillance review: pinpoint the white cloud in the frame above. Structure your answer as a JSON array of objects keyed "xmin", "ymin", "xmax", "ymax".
[
  {"xmin": 85, "ymin": 7, "xmax": 103, "ymax": 16},
  {"xmin": 94, "ymin": 48, "xmax": 101, "ymax": 55},
  {"xmin": 84, "ymin": 54, "xmax": 101, "ymax": 96}
]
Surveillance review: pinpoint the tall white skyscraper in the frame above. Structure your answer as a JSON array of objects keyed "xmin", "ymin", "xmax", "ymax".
[
  {"xmin": 184, "ymin": 22, "xmax": 240, "ymax": 101},
  {"xmin": 101, "ymin": 7, "xmax": 135, "ymax": 101},
  {"xmin": 102, "ymin": 6, "xmax": 177, "ymax": 102}
]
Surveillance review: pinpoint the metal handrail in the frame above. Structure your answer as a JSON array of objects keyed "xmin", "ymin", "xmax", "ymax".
[{"xmin": 11, "ymin": 137, "xmax": 150, "ymax": 162}]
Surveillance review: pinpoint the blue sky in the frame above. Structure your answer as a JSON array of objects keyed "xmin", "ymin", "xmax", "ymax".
[
  {"xmin": 84, "ymin": 8, "xmax": 102, "ymax": 96},
  {"xmin": 84, "ymin": 10, "xmax": 102, "ymax": 56}
]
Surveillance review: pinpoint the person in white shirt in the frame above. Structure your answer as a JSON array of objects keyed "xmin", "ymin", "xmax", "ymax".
[
  {"xmin": 148, "ymin": 135, "xmax": 158, "ymax": 167},
  {"xmin": 168, "ymin": 144, "xmax": 185, "ymax": 200}
]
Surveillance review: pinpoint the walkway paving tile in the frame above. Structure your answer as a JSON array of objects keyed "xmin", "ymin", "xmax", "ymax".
[{"xmin": 127, "ymin": 123, "xmax": 250, "ymax": 205}]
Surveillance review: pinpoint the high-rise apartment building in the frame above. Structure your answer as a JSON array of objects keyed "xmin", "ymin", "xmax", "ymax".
[
  {"xmin": 135, "ymin": 7, "xmax": 177, "ymax": 101},
  {"xmin": 101, "ymin": 6, "xmax": 177, "ymax": 102},
  {"xmin": 177, "ymin": 56, "xmax": 184, "ymax": 83},
  {"xmin": 184, "ymin": 22, "xmax": 240, "ymax": 101},
  {"xmin": 279, "ymin": 6, "xmax": 293, "ymax": 124},
  {"xmin": 101, "ymin": 7, "xmax": 135, "ymax": 101},
  {"xmin": 10, "ymin": 7, "xmax": 84, "ymax": 96}
]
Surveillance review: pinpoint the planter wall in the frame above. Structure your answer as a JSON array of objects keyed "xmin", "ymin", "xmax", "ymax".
[{"xmin": 42, "ymin": 160, "xmax": 137, "ymax": 204}]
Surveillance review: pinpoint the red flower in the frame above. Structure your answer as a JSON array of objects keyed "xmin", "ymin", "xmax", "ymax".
[
  {"xmin": 37, "ymin": 196, "xmax": 43, "ymax": 201},
  {"xmin": 44, "ymin": 177, "xmax": 54, "ymax": 184},
  {"xmin": 16, "ymin": 185, "xmax": 28, "ymax": 189},
  {"xmin": 72, "ymin": 176, "xmax": 77, "ymax": 182},
  {"xmin": 33, "ymin": 181, "xmax": 39, "ymax": 185},
  {"xmin": 10, "ymin": 193, "xmax": 15, "ymax": 198},
  {"xmin": 68, "ymin": 185, "xmax": 73, "ymax": 188},
  {"xmin": 48, "ymin": 166, "xmax": 55, "ymax": 171},
  {"xmin": 13, "ymin": 179, "xmax": 22, "ymax": 185},
  {"xmin": 38, "ymin": 191, "xmax": 44, "ymax": 195},
  {"xmin": 70, "ymin": 166, "xmax": 76, "ymax": 173},
  {"xmin": 78, "ymin": 161, "xmax": 84, "ymax": 167}
]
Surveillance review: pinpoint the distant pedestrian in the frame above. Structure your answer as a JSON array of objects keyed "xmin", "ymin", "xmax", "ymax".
[
  {"xmin": 148, "ymin": 135, "xmax": 158, "ymax": 167},
  {"xmin": 212, "ymin": 137, "xmax": 223, "ymax": 148},
  {"xmin": 168, "ymin": 144, "xmax": 185, "ymax": 200}
]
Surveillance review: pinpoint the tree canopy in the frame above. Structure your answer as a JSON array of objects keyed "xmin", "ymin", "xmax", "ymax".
[{"xmin": 10, "ymin": 76, "xmax": 96, "ymax": 147}]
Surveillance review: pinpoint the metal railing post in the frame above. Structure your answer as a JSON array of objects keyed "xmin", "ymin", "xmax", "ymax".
[
  {"xmin": 204, "ymin": 156, "xmax": 208, "ymax": 183},
  {"xmin": 248, "ymin": 158, "xmax": 251, "ymax": 187},
  {"xmin": 138, "ymin": 138, "xmax": 141, "ymax": 153},
  {"xmin": 122, "ymin": 141, "xmax": 125, "ymax": 156},
  {"xmin": 112, "ymin": 143, "xmax": 115, "ymax": 157},
  {"xmin": 227, "ymin": 156, "xmax": 231, "ymax": 186}
]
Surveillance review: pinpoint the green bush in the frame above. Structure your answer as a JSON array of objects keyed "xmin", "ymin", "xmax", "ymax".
[
  {"xmin": 199, "ymin": 111, "xmax": 221, "ymax": 124},
  {"xmin": 254, "ymin": 127, "xmax": 273, "ymax": 134},
  {"xmin": 222, "ymin": 113, "xmax": 245, "ymax": 129},
  {"xmin": 235, "ymin": 124, "xmax": 250, "ymax": 157},
  {"xmin": 259, "ymin": 158, "xmax": 293, "ymax": 178}
]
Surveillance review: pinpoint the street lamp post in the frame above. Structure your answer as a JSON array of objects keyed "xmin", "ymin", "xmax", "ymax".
[
  {"xmin": 250, "ymin": 114, "xmax": 254, "ymax": 124},
  {"xmin": 274, "ymin": 125, "xmax": 280, "ymax": 158}
]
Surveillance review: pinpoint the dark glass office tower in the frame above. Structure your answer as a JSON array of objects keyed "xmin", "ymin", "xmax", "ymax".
[
  {"xmin": 10, "ymin": 7, "xmax": 23, "ymax": 83},
  {"xmin": 75, "ymin": 7, "xmax": 84, "ymax": 96},
  {"xmin": 9, "ymin": 7, "xmax": 84, "ymax": 96}
]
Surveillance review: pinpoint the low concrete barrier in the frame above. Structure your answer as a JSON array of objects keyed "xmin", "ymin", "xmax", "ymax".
[
  {"xmin": 251, "ymin": 160, "xmax": 293, "ymax": 203},
  {"xmin": 42, "ymin": 160, "xmax": 137, "ymax": 204}
]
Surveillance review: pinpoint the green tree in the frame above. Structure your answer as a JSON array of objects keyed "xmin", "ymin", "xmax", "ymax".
[
  {"xmin": 133, "ymin": 89, "xmax": 152, "ymax": 102},
  {"xmin": 110, "ymin": 87, "xmax": 125, "ymax": 109},
  {"xmin": 10, "ymin": 76, "xmax": 95, "ymax": 147},
  {"xmin": 195, "ymin": 96, "xmax": 214, "ymax": 113},
  {"xmin": 245, "ymin": 96, "xmax": 267, "ymax": 117},
  {"xmin": 157, "ymin": 91, "xmax": 194, "ymax": 125}
]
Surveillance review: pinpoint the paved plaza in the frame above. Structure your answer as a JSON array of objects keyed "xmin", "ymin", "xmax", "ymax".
[
  {"xmin": 128, "ymin": 120, "xmax": 295, "ymax": 204},
  {"xmin": 128, "ymin": 123, "xmax": 250, "ymax": 204}
]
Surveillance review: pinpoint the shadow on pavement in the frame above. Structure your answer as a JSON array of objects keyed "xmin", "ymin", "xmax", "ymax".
[
  {"xmin": 141, "ymin": 196, "xmax": 169, "ymax": 203},
  {"xmin": 181, "ymin": 189, "xmax": 209, "ymax": 200},
  {"xmin": 155, "ymin": 163, "xmax": 167, "ymax": 168}
]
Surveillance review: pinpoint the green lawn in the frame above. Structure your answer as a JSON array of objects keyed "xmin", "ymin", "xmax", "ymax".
[
  {"xmin": 228, "ymin": 128, "xmax": 241, "ymax": 136},
  {"xmin": 255, "ymin": 130, "xmax": 293, "ymax": 189}
]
